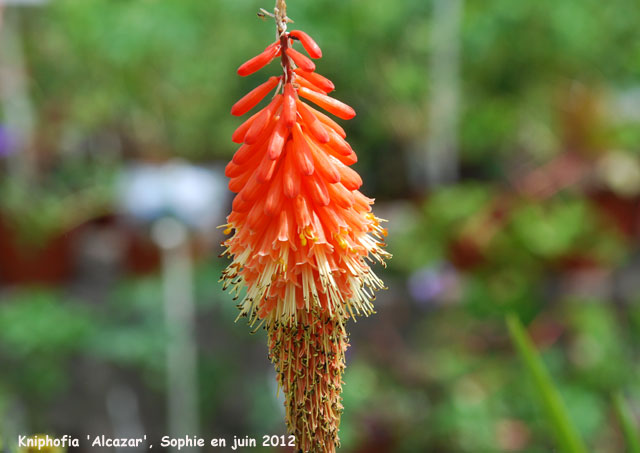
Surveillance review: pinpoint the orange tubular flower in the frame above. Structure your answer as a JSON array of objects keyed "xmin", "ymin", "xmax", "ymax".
[{"xmin": 221, "ymin": 2, "xmax": 390, "ymax": 452}]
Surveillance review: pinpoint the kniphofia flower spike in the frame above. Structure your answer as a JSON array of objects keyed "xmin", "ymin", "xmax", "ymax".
[{"xmin": 221, "ymin": 1, "xmax": 390, "ymax": 451}]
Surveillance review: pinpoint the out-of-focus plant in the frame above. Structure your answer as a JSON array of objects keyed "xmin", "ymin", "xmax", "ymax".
[
  {"xmin": 0, "ymin": 159, "xmax": 115, "ymax": 244},
  {"xmin": 0, "ymin": 290, "xmax": 92, "ymax": 400}
]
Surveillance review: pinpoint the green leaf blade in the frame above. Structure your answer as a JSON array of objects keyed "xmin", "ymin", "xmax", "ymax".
[
  {"xmin": 613, "ymin": 392, "xmax": 640, "ymax": 453},
  {"xmin": 506, "ymin": 314, "xmax": 588, "ymax": 453}
]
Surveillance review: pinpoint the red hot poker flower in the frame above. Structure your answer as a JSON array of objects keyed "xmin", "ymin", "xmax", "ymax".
[{"xmin": 221, "ymin": 3, "xmax": 390, "ymax": 452}]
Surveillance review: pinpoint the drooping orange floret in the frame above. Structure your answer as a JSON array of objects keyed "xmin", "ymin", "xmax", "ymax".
[
  {"xmin": 289, "ymin": 29, "xmax": 323, "ymax": 59},
  {"xmin": 244, "ymin": 94, "xmax": 282, "ymax": 144},
  {"xmin": 231, "ymin": 110, "xmax": 261, "ymax": 143},
  {"xmin": 231, "ymin": 76, "xmax": 280, "ymax": 116},
  {"xmin": 286, "ymin": 47, "xmax": 316, "ymax": 72},
  {"xmin": 298, "ymin": 86, "xmax": 356, "ymax": 120},
  {"xmin": 237, "ymin": 42, "xmax": 281, "ymax": 76},
  {"xmin": 221, "ymin": 4, "xmax": 389, "ymax": 452},
  {"xmin": 294, "ymin": 67, "xmax": 335, "ymax": 93}
]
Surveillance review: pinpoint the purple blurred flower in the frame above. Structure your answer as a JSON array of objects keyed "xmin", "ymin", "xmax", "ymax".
[
  {"xmin": 407, "ymin": 263, "xmax": 460, "ymax": 308},
  {"xmin": 0, "ymin": 126, "xmax": 17, "ymax": 157}
]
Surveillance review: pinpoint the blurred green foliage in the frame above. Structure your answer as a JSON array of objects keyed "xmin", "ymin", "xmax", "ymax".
[{"xmin": 18, "ymin": 0, "xmax": 640, "ymax": 162}]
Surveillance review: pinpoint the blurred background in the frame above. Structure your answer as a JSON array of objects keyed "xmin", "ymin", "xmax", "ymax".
[{"xmin": 0, "ymin": 0, "xmax": 639, "ymax": 452}]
